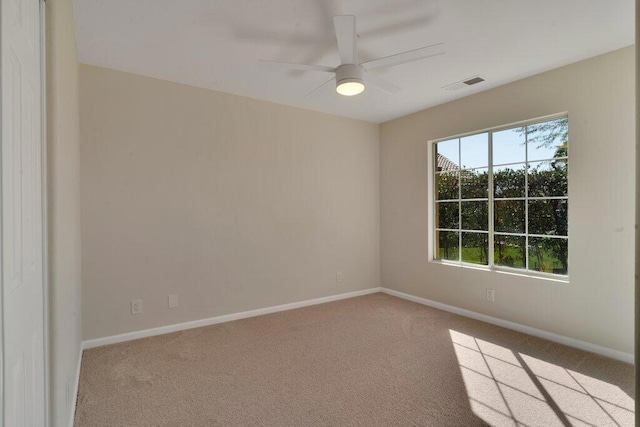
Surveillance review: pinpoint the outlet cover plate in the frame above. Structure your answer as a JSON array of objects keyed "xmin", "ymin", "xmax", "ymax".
[
  {"xmin": 168, "ymin": 294, "xmax": 178, "ymax": 309},
  {"xmin": 131, "ymin": 299, "xmax": 142, "ymax": 314},
  {"xmin": 486, "ymin": 289, "xmax": 495, "ymax": 302}
]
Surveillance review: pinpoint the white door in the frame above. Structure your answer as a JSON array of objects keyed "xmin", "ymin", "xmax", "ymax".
[{"xmin": 1, "ymin": 0, "xmax": 46, "ymax": 424}]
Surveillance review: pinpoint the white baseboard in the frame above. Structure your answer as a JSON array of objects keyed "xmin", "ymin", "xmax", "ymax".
[
  {"xmin": 380, "ymin": 287, "xmax": 634, "ymax": 364},
  {"xmin": 80, "ymin": 285, "xmax": 633, "ymax": 365},
  {"xmin": 82, "ymin": 287, "xmax": 382, "ymax": 349},
  {"xmin": 69, "ymin": 345, "xmax": 83, "ymax": 427}
]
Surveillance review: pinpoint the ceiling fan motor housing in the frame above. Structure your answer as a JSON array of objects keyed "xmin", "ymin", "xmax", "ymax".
[{"xmin": 336, "ymin": 64, "xmax": 364, "ymax": 87}]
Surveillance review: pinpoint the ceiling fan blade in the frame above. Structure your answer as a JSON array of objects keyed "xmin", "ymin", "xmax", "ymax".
[
  {"xmin": 361, "ymin": 43, "xmax": 445, "ymax": 71},
  {"xmin": 333, "ymin": 15, "xmax": 357, "ymax": 64},
  {"xmin": 365, "ymin": 73, "xmax": 401, "ymax": 93},
  {"xmin": 304, "ymin": 77, "xmax": 335, "ymax": 98},
  {"xmin": 260, "ymin": 60, "xmax": 335, "ymax": 73}
]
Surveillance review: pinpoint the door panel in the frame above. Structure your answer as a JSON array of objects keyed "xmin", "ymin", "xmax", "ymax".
[{"xmin": 2, "ymin": 0, "xmax": 46, "ymax": 424}]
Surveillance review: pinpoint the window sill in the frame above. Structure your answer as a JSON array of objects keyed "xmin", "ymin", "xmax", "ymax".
[{"xmin": 429, "ymin": 259, "xmax": 570, "ymax": 284}]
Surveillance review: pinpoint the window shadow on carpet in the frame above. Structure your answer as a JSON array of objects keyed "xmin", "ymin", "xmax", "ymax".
[{"xmin": 449, "ymin": 329, "xmax": 634, "ymax": 426}]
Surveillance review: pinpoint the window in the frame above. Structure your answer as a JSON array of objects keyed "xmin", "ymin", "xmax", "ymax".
[{"xmin": 432, "ymin": 115, "xmax": 568, "ymax": 277}]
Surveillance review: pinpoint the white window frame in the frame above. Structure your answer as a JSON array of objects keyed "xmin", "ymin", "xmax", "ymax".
[{"xmin": 427, "ymin": 113, "xmax": 569, "ymax": 282}]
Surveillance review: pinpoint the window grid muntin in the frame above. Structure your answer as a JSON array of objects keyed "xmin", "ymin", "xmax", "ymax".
[
  {"xmin": 494, "ymin": 231, "xmax": 567, "ymax": 240},
  {"xmin": 458, "ymin": 137, "xmax": 462, "ymax": 261},
  {"xmin": 488, "ymin": 131, "xmax": 494, "ymax": 267},
  {"xmin": 524, "ymin": 125, "xmax": 529, "ymax": 270},
  {"xmin": 494, "ymin": 196, "xmax": 568, "ymax": 201},
  {"xmin": 432, "ymin": 115, "xmax": 568, "ymax": 277},
  {"xmin": 436, "ymin": 228, "xmax": 490, "ymax": 234},
  {"xmin": 492, "ymin": 156, "xmax": 567, "ymax": 169}
]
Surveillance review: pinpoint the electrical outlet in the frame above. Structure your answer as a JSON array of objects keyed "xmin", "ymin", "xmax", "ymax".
[
  {"xmin": 131, "ymin": 299, "xmax": 142, "ymax": 314},
  {"xmin": 486, "ymin": 288, "xmax": 495, "ymax": 303},
  {"xmin": 336, "ymin": 271, "xmax": 343, "ymax": 283},
  {"xmin": 168, "ymin": 294, "xmax": 178, "ymax": 309}
]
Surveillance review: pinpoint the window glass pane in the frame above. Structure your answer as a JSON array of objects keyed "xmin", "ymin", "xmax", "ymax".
[
  {"xmin": 462, "ymin": 232, "xmax": 489, "ymax": 265},
  {"xmin": 494, "ymin": 235, "xmax": 526, "ymax": 269},
  {"xmin": 528, "ymin": 237, "xmax": 568, "ymax": 275},
  {"xmin": 436, "ymin": 231, "xmax": 459, "ymax": 261},
  {"xmin": 528, "ymin": 199, "xmax": 568, "ymax": 236},
  {"xmin": 528, "ymin": 160, "xmax": 568, "ymax": 197},
  {"xmin": 432, "ymin": 116, "xmax": 568, "ymax": 276},
  {"xmin": 494, "ymin": 200, "xmax": 525, "ymax": 233},
  {"xmin": 435, "ymin": 139, "xmax": 459, "ymax": 171},
  {"xmin": 436, "ymin": 171, "xmax": 459, "ymax": 200},
  {"xmin": 494, "ymin": 164, "xmax": 526, "ymax": 198},
  {"xmin": 460, "ymin": 133, "xmax": 488, "ymax": 169},
  {"xmin": 493, "ymin": 128, "xmax": 525, "ymax": 165},
  {"xmin": 527, "ymin": 118, "xmax": 568, "ymax": 162},
  {"xmin": 461, "ymin": 201, "xmax": 488, "ymax": 231},
  {"xmin": 436, "ymin": 202, "xmax": 459, "ymax": 230},
  {"xmin": 461, "ymin": 168, "xmax": 488, "ymax": 199}
]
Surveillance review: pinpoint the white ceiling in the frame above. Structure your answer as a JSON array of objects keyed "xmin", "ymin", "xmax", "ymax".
[{"xmin": 73, "ymin": 0, "xmax": 634, "ymax": 123}]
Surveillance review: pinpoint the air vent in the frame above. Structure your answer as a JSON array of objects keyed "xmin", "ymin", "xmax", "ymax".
[
  {"xmin": 464, "ymin": 76, "xmax": 484, "ymax": 85},
  {"xmin": 443, "ymin": 76, "xmax": 485, "ymax": 91}
]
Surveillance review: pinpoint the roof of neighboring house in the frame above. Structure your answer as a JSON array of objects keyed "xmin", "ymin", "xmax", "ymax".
[{"xmin": 437, "ymin": 154, "xmax": 459, "ymax": 172}]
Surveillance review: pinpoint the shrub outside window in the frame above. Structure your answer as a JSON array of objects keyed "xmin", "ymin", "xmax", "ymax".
[{"xmin": 432, "ymin": 115, "xmax": 568, "ymax": 277}]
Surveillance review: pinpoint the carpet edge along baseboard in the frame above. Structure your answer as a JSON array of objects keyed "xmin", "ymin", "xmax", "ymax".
[
  {"xmin": 80, "ymin": 287, "xmax": 633, "ymax": 364},
  {"xmin": 82, "ymin": 288, "xmax": 382, "ymax": 349},
  {"xmin": 381, "ymin": 288, "xmax": 633, "ymax": 364}
]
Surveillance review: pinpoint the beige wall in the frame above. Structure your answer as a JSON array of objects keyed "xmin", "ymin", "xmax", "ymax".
[
  {"xmin": 79, "ymin": 46, "xmax": 632, "ymax": 355},
  {"xmin": 47, "ymin": 0, "xmax": 82, "ymax": 425},
  {"xmin": 381, "ymin": 46, "xmax": 635, "ymax": 354},
  {"xmin": 79, "ymin": 65, "xmax": 380, "ymax": 340}
]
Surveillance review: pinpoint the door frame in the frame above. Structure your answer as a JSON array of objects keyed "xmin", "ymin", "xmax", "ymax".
[{"xmin": 39, "ymin": 1, "xmax": 49, "ymax": 424}]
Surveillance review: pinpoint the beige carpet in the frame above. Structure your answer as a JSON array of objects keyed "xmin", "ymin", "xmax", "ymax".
[{"xmin": 75, "ymin": 293, "xmax": 634, "ymax": 426}]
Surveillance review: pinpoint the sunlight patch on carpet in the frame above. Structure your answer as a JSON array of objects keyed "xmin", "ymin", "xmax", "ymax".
[{"xmin": 449, "ymin": 330, "xmax": 634, "ymax": 427}]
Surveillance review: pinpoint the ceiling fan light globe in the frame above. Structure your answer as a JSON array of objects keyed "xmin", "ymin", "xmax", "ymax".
[{"xmin": 336, "ymin": 80, "xmax": 365, "ymax": 96}]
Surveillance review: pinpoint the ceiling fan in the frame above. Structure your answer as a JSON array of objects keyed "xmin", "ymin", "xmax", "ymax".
[{"xmin": 261, "ymin": 15, "xmax": 445, "ymax": 97}]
